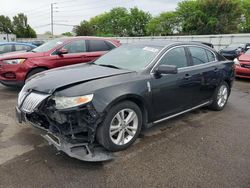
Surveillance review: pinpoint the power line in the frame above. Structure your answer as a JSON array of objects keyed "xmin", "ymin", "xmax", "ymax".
[{"xmin": 55, "ymin": 0, "xmax": 134, "ymax": 13}]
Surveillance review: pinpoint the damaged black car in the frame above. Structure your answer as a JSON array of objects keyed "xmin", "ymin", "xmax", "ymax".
[{"xmin": 16, "ymin": 41, "xmax": 234, "ymax": 161}]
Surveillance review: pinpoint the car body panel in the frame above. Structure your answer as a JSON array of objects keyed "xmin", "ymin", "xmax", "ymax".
[
  {"xmin": 16, "ymin": 41, "xmax": 235, "ymax": 161},
  {"xmin": 0, "ymin": 37, "xmax": 120, "ymax": 86},
  {"xmin": 235, "ymin": 53, "xmax": 250, "ymax": 78}
]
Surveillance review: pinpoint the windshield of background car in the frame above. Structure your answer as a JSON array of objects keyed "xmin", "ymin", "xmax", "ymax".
[
  {"xmin": 94, "ymin": 45, "xmax": 162, "ymax": 71},
  {"xmin": 32, "ymin": 38, "xmax": 66, "ymax": 52}
]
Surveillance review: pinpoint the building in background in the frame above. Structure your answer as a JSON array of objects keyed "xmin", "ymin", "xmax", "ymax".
[{"xmin": 0, "ymin": 33, "xmax": 16, "ymax": 42}]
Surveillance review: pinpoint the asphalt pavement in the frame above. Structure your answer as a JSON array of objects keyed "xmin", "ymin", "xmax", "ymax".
[{"xmin": 0, "ymin": 79, "xmax": 249, "ymax": 188}]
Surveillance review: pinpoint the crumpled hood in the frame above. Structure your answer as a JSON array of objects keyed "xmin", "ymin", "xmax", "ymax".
[
  {"xmin": 0, "ymin": 51, "xmax": 45, "ymax": 60},
  {"xmin": 23, "ymin": 63, "xmax": 133, "ymax": 94}
]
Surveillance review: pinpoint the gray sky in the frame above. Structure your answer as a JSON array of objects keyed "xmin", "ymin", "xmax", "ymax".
[{"xmin": 1, "ymin": 0, "xmax": 179, "ymax": 35}]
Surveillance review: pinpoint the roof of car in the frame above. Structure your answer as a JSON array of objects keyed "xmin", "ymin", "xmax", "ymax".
[
  {"xmin": 0, "ymin": 42, "xmax": 37, "ymax": 47},
  {"xmin": 126, "ymin": 40, "xmax": 212, "ymax": 48}
]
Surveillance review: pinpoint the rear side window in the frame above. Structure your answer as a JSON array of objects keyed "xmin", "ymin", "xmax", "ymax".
[
  {"xmin": 189, "ymin": 47, "xmax": 209, "ymax": 65},
  {"xmin": 0, "ymin": 44, "xmax": 12, "ymax": 54},
  {"xmin": 206, "ymin": 50, "xmax": 215, "ymax": 62},
  {"xmin": 15, "ymin": 44, "xmax": 32, "ymax": 51},
  {"xmin": 159, "ymin": 47, "xmax": 188, "ymax": 68},
  {"xmin": 63, "ymin": 40, "xmax": 86, "ymax": 53},
  {"xmin": 88, "ymin": 40, "xmax": 111, "ymax": 52}
]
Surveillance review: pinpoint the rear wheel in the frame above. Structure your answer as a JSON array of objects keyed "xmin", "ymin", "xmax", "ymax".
[
  {"xmin": 209, "ymin": 81, "xmax": 229, "ymax": 111},
  {"xmin": 25, "ymin": 68, "xmax": 47, "ymax": 83},
  {"xmin": 96, "ymin": 101, "xmax": 142, "ymax": 152}
]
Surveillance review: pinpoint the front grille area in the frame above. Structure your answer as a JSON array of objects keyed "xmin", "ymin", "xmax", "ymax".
[
  {"xmin": 21, "ymin": 92, "xmax": 50, "ymax": 113},
  {"xmin": 241, "ymin": 64, "xmax": 250, "ymax": 69}
]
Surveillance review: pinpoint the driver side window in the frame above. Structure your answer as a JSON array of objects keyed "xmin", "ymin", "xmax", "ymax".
[
  {"xmin": 158, "ymin": 47, "xmax": 188, "ymax": 68},
  {"xmin": 63, "ymin": 40, "xmax": 86, "ymax": 54}
]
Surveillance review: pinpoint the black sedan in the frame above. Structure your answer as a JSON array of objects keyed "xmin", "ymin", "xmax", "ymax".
[
  {"xmin": 16, "ymin": 41, "xmax": 235, "ymax": 161},
  {"xmin": 219, "ymin": 43, "xmax": 250, "ymax": 60}
]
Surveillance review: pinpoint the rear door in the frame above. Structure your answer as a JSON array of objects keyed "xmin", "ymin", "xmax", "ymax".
[
  {"xmin": 186, "ymin": 46, "xmax": 220, "ymax": 105},
  {"xmin": 86, "ymin": 39, "xmax": 115, "ymax": 61},
  {"xmin": 56, "ymin": 39, "xmax": 90, "ymax": 67}
]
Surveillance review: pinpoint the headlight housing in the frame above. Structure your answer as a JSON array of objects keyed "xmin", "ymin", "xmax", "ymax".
[
  {"xmin": 3, "ymin": 59, "xmax": 26, "ymax": 65},
  {"xmin": 233, "ymin": 58, "xmax": 240, "ymax": 66},
  {"xmin": 53, "ymin": 94, "xmax": 94, "ymax": 110}
]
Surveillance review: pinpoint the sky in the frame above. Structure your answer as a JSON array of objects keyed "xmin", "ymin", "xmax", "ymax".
[{"xmin": 1, "ymin": 0, "xmax": 180, "ymax": 35}]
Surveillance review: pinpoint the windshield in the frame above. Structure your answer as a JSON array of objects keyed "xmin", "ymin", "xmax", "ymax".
[
  {"xmin": 227, "ymin": 43, "xmax": 245, "ymax": 49},
  {"xmin": 94, "ymin": 45, "xmax": 162, "ymax": 71},
  {"xmin": 32, "ymin": 38, "xmax": 66, "ymax": 53}
]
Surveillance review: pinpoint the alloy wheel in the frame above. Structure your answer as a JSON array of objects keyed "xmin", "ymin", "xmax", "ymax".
[
  {"xmin": 217, "ymin": 85, "xmax": 228, "ymax": 107},
  {"xmin": 109, "ymin": 108, "xmax": 139, "ymax": 145}
]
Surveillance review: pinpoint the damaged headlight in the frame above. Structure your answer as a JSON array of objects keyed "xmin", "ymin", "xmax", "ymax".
[{"xmin": 53, "ymin": 94, "xmax": 94, "ymax": 110}]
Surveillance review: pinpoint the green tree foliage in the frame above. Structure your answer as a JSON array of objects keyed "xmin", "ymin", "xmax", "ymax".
[
  {"xmin": 74, "ymin": 7, "xmax": 151, "ymax": 37},
  {"xmin": 177, "ymin": 0, "xmax": 242, "ymax": 34},
  {"xmin": 61, "ymin": 32, "xmax": 73, "ymax": 36},
  {"xmin": 12, "ymin": 13, "xmax": 36, "ymax": 38},
  {"xmin": 0, "ymin": 15, "xmax": 13, "ymax": 34},
  {"xmin": 240, "ymin": 0, "xmax": 250, "ymax": 32},
  {"xmin": 128, "ymin": 7, "xmax": 151, "ymax": 36},
  {"xmin": 73, "ymin": 20, "xmax": 94, "ymax": 36},
  {"xmin": 146, "ymin": 11, "xmax": 179, "ymax": 36}
]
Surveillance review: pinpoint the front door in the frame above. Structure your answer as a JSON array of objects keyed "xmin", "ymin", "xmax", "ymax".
[
  {"xmin": 56, "ymin": 40, "xmax": 91, "ymax": 67},
  {"xmin": 151, "ymin": 46, "xmax": 197, "ymax": 121}
]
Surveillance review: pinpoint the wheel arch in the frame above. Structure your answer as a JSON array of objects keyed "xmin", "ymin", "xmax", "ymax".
[
  {"xmin": 103, "ymin": 94, "xmax": 149, "ymax": 128},
  {"xmin": 25, "ymin": 66, "xmax": 48, "ymax": 80}
]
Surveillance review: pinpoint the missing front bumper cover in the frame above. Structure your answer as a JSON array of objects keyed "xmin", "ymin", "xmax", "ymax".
[{"xmin": 41, "ymin": 133, "xmax": 113, "ymax": 162}]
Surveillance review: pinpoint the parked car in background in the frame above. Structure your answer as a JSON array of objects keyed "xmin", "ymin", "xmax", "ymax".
[
  {"xmin": 0, "ymin": 37, "xmax": 120, "ymax": 87},
  {"xmin": 30, "ymin": 41, "xmax": 45, "ymax": 47},
  {"xmin": 219, "ymin": 43, "xmax": 250, "ymax": 60},
  {"xmin": 234, "ymin": 49, "xmax": 250, "ymax": 78},
  {"xmin": 0, "ymin": 42, "xmax": 37, "ymax": 55},
  {"xmin": 16, "ymin": 41, "xmax": 235, "ymax": 161}
]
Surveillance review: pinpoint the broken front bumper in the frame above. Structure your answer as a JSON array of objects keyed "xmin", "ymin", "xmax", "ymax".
[{"xmin": 16, "ymin": 106, "xmax": 113, "ymax": 162}]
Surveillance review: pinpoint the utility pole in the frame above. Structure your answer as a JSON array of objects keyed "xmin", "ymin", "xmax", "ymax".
[{"xmin": 51, "ymin": 3, "xmax": 54, "ymax": 37}]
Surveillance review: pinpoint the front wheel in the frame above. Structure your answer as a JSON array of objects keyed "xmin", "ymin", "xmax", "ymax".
[
  {"xmin": 96, "ymin": 101, "xmax": 142, "ymax": 152},
  {"xmin": 209, "ymin": 81, "xmax": 229, "ymax": 111}
]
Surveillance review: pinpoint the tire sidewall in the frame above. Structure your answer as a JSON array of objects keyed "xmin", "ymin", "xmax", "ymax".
[{"xmin": 97, "ymin": 101, "xmax": 142, "ymax": 151}]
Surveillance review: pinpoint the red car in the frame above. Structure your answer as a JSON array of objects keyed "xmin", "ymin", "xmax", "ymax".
[
  {"xmin": 234, "ymin": 49, "xmax": 250, "ymax": 78},
  {"xmin": 0, "ymin": 37, "xmax": 120, "ymax": 87}
]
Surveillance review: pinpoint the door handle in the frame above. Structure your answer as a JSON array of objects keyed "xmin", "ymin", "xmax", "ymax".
[
  {"xmin": 214, "ymin": 67, "xmax": 219, "ymax": 72},
  {"xmin": 184, "ymin": 74, "xmax": 191, "ymax": 80}
]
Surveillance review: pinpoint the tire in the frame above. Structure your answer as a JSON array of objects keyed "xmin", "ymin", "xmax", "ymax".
[
  {"xmin": 209, "ymin": 81, "xmax": 229, "ymax": 111},
  {"xmin": 96, "ymin": 101, "xmax": 142, "ymax": 152},
  {"xmin": 25, "ymin": 68, "xmax": 47, "ymax": 82}
]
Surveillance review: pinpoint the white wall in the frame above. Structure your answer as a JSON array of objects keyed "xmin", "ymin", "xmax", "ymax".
[
  {"xmin": 16, "ymin": 33, "xmax": 250, "ymax": 51},
  {"xmin": 114, "ymin": 33, "xmax": 250, "ymax": 50},
  {"xmin": 0, "ymin": 34, "xmax": 16, "ymax": 42}
]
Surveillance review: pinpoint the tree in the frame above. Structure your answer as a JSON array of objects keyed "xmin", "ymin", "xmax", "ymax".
[
  {"xmin": 128, "ymin": 7, "xmax": 151, "ymax": 36},
  {"xmin": 146, "ymin": 11, "xmax": 179, "ymax": 36},
  {"xmin": 240, "ymin": 0, "xmax": 250, "ymax": 32},
  {"xmin": 61, "ymin": 32, "xmax": 73, "ymax": 36},
  {"xmin": 12, "ymin": 13, "xmax": 36, "ymax": 38},
  {"xmin": 176, "ymin": 0, "xmax": 242, "ymax": 35},
  {"xmin": 73, "ymin": 20, "xmax": 94, "ymax": 36},
  {"xmin": 0, "ymin": 15, "xmax": 13, "ymax": 34}
]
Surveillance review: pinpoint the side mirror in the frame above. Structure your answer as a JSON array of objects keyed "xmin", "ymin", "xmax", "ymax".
[
  {"xmin": 57, "ymin": 48, "xmax": 68, "ymax": 55},
  {"xmin": 155, "ymin": 64, "xmax": 178, "ymax": 76}
]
